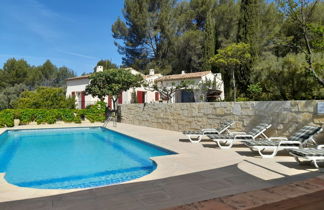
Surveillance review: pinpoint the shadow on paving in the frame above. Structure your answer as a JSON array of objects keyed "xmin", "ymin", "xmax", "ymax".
[{"xmin": 0, "ymin": 165, "xmax": 319, "ymax": 210}]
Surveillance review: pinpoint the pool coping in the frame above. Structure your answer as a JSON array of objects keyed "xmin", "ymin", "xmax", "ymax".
[{"xmin": 0, "ymin": 122, "xmax": 320, "ymax": 203}]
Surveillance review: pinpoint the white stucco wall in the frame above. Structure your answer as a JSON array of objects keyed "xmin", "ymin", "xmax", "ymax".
[
  {"xmin": 66, "ymin": 74, "xmax": 161, "ymax": 109},
  {"xmin": 155, "ymin": 73, "xmax": 225, "ymax": 103}
]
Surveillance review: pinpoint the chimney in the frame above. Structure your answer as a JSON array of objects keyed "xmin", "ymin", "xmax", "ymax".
[
  {"xmin": 149, "ymin": 69, "xmax": 155, "ymax": 76},
  {"xmin": 181, "ymin": 71, "xmax": 186, "ymax": 75},
  {"xmin": 96, "ymin": 65, "xmax": 104, "ymax": 72}
]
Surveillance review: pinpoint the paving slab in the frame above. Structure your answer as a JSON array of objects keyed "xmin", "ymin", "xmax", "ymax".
[{"xmin": 0, "ymin": 122, "xmax": 322, "ymax": 209}]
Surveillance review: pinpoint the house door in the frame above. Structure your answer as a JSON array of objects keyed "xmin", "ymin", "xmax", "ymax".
[{"xmin": 181, "ymin": 90, "xmax": 195, "ymax": 103}]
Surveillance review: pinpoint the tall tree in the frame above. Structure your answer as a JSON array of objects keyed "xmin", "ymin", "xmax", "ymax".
[
  {"xmin": 112, "ymin": 0, "xmax": 177, "ymax": 73},
  {"xmin": 203, "ymin": 11, "xmax": 216, "ymax": 70},
  {"xmin": 189, "ymin": 0, "xmax": 215, "ymax": 30},
  {"xmin": 214, "ymin": 0, "xmax": 240, "ymax": 49},
  {"xmin": 209, "ymin": 43, "xmax": 252, "ymax": 101},
  {"xmin": 2, "ymin": 58, "xmax": 29, "ymax": 86},
  {"xmin": 237, "ymin": 0, "xmax": 261, "ymax": 56},
  {"xmin": 236, "ymin": 0, "xmax": 261, "ymax": 95},
  {"xmin": 277, "ymin": 0, "xmax": 324, "ymax": 85},
  {"xmin": 95, "ymin": 60, "xmax": 118, "ymax": 71}
]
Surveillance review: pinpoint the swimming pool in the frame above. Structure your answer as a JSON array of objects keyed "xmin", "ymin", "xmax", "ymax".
[{"xmin": 0, "ymin": 127, "xmax": 175, "ymax": 189}]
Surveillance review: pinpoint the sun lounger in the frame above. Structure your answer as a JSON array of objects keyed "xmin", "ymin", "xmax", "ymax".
[
  {"xmin": 183, "ymin": 121, "xmax": 234, "ymax": 143},
  {"xmin": 245, "ymin": 126, "xmax": 322, "ymax": 158},
  {"xmin": 207, "ymin": 123, "xmax": 271, "ymax": 149},
  {"xmin": 290, "ymin": 145, "xmax": 324, "ymax": 171}
]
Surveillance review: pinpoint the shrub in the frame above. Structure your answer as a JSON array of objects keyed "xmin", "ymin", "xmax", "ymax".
[
  {"xmin": 14, "ymin": 87, "xmax": 75, "ymax": 109},
  {"xmin": 57, "ymin": 109, "xmax": 81, "ymax": 123},
  {"xmin": 0, "ymin": 109, "xmax": 15, "ymax": 127},
  {"xmin": 34, "ymin": 110, "xmax": 58, "ymax": 125},
  {"xmin": 16, "ymin": 109, "xmax": 36, "ymax": 125},
  {"xmin": 83, "ymin": 101, "xmax": 106, "ymax": 123},
  {"xmin": 0, "ymin": 105, "xmax": 105, "ymax": 127}
]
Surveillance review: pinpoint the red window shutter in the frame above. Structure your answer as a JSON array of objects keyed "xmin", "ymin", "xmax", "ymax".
[
  {"xmin": 155, "ymin": 92, "xmax": 160, "ymax": 101},
  {"xmin": 81, "ymin": 91, "xmax": 86, "ymax": 109},
  {"xmin": 118, "ymin": 93, "xmax": 123, "ymax": 104},
  {"xmin": 137, "ymin": 91, "xmax": 143, "ymax": 104},
  {"xmin": 108, "ymin": 96, "xmax": 112, "ymax": 108}
]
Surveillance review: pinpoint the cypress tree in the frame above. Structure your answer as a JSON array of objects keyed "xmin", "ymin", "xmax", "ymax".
[
  {"xmin": 237, "ymin": 0, "xmax": 260, "ymax": 56},
  {"xmin": 236, "ymin": 0, "xmax": 261, "ymax": 96},
  {"xmin": 203, "ymin": 12, "xmax": 216, "ymax": 71}
]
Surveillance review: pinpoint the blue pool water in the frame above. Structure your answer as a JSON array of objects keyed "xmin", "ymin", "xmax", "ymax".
[{"xmin": 0, "ymin": 127, "xmax": 175, "ymax": 189}]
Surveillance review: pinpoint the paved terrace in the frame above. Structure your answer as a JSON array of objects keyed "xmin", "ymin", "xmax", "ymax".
[{"xmin": 0, "ymin": 122, "xmax": 321, "ymax": 210}]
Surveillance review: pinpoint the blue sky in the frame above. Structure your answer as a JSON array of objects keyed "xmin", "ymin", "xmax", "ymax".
[{"xmin": 0, "ymin": 0, "xmax": 124, "ymax": 75}]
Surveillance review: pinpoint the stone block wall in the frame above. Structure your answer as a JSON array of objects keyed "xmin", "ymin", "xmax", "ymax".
[{"xmin": 119, "ymin": 101, "xmax": 324, "ymax": 140}]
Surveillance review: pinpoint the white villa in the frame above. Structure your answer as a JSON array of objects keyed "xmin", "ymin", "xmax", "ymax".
[{"xmin": 66, "ymin": 67, "xmax": 224, "ymax": 109}]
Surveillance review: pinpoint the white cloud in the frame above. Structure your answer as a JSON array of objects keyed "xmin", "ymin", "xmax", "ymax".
[
  {"xmin": 56, "ymin": 50, "xmax": 98, "ymax": 60},
  {"xmin": 1, "ymin": 0, "xmax": 68, "ymax": 41}
]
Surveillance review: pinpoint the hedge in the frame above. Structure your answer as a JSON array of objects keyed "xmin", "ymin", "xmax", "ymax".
[{"xmin": 0, "ymin": 102, "xmax": 106, "ymax": 128}]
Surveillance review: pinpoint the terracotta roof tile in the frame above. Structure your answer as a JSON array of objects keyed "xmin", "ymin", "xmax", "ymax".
[
  {"xmin": 155, "ymin": 71, "xmax": 211, "ymax": 82},
  {"xmin": 66, "ymin": 74, "xmax": 91, "ymax": 81}
]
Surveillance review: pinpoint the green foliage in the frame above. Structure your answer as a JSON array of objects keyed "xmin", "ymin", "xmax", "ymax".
[
  {"xmin": 0, "ymin": 102, "xmax": 106, "ymax": 127},
  {"xmin": 309, "ymin": 24, "xmax": 324, "ymax": 52},
  {"xmin": 14, "ymin": 87, "xmax": 75, "ymax": 109},
  {"xmin": 82, "ymin": 101, "xmax": 107, "ymax": 123},
  {"xmin": 203, "ymin": 12, "xmax": 216, "ymax": 71},
  {"xmin": 210, "ymin": 43, "xmax": 252, "ymax": 101},
  {"xmin": 276, "ymin": 0, "xmax": 324, "ymax": 85},
  {"xmin": 0, "ymin": 84, "xmax": 28, "ymax": 109},
  {"xmin": 209, "ymin": 43, "xmax": 252, "ymax": 67},
  {"xmin": 0, "ymin": 110, "xmax": 15, "ymax": 127},
  {"xmin": 94, "ymin": 60, "xmax": 118, "ymax": 71},
  {"xmin": 0, "ymin": 59, "xmax": 75, "ymax": 110},
  {"xmin": 111, "ymin": 0, "xmax": 324, "ymax": 98},
  {"xmin": 86, "ymin": 68, "xmax": 143, "ymax": 109},
  {"xmin": 247, "ymin": 83, "xmax": 263, "ymax": 100},
  {"xmin": 173, "ymin": 30, "xmax": 205, "ymax": 73},
  {"xmin": 251, "ymin": 53, "xmax": 324, "ymax": 100}
]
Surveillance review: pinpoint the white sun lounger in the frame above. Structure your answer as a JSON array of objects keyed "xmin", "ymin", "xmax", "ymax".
[
  {"xmin": 182, "ymin": 121, "xmax": 234, "ymax": 143},
  {"xmin": 207, "ymin": 123, "xmax": 271, "ymax": 149},
  {"xmin": 245, "ymin": 126, "xmax": 322, "ymax": 158},
  {"xmin": 290, "ymin": 144, "xmax": 324, "ymax": 171}
]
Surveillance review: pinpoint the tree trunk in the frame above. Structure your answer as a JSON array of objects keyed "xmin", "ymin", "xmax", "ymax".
[
  {"xmin": 112, "ymin": 99, "xmax": 118, "ymax": 111},
  {"xmin": 232, "ymin": 69, "xmax": 236, "ymax": 102}
]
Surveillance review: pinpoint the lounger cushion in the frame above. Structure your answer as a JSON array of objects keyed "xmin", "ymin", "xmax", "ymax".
[
  {"xmin": 245, "ymin": 139, "xmax": 300, "ymax": 147},
  {"xmin": 245, "ymin": 140, "xmax": 278, "ymax": 147},
  {"xmin": 290, "ymin": 148, "xmax": 324, "ymax": 157},
  {"xmin": 208, "ymin": 123, "xmax": 270, "ymax": 140},
  {"xmin": 247, "ymin": 123, "xmax": 270, "ymax": 136},
  {"xmin": 207, "ymin": 134, "xmax": 254, "ymax": 140},
  {"xmin": 288, "ymin": 126, "xmax": 322, "ymax": 143},
  {"xmin": 183, "ymin": 130, "xmax": 218, "ymax": 135}
]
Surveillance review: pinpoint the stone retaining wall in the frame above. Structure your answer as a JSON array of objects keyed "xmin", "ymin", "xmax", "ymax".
[{"xmin": 119, "ymin": 101, "xmax": 324, "ymax": 138}]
